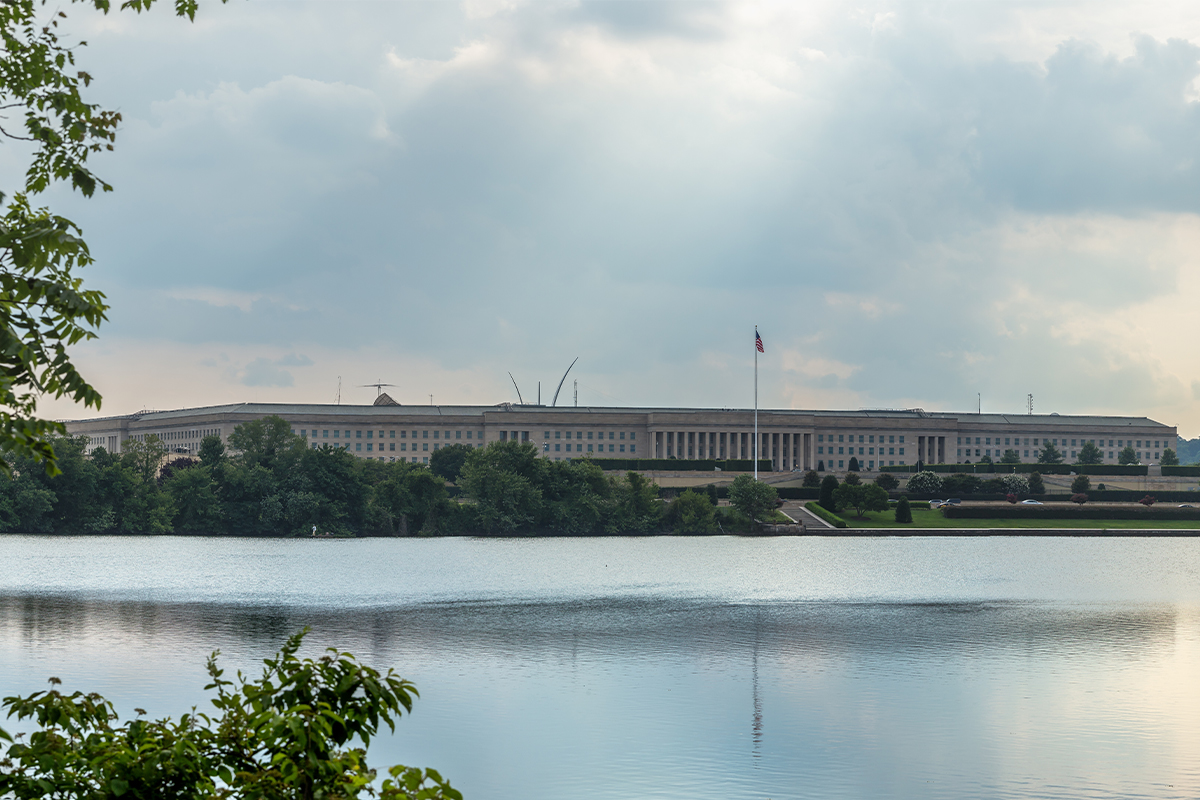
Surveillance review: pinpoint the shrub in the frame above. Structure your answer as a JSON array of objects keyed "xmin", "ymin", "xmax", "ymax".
[
  {"xmin": 805, "ymin": 500, "xmax": 847, "ymax": 528},
  {"xmin": 848, "ymin": 457, "xmax": 860, "ymax": 472},
  {"xmin": 1006, "ymin": 493, "xmax": 1018, "ymax": 504},
  {"xmin": 1161, "ymin": 447, "xmax": 1180, "ymax": 466},
  {"xmin": 667, "ymin": 490, "xmax": 718, "ymax": 533},
  {"xmin": 1139, "ymin": 495, "xmax": 1156, "ymax": 506},
  {"xmin": 1028, "ymin": 471, "xmax": 1045, "ymax": 495},
  {"xmin": 1097, "ymin": 483, "xmax": 1106, "ymax": 491},
  {"xmin": 894, "ymin": 495, "xmax": 913, "ymax": 523},
  {"xmin": 1070, "ymin": 474, "xmax": 1091, "ymax": 494},
  {"xmin": 906, "ymin": 470, "xmax": 942, "ymax": 494},
  {"xmin": 705, "ymin": 483, "xmax": 719, "ymax": 507},
  {"xmin": 999, "ymin": 474, "xmax": 1029, "ymax": 495},
  {"xmin": 874, "ymin": 472, "xmax": 899, "ymax": 491},
  {"xmin": 833, "ymin": 482, "xmax": 889, "ymax": 518},
  {"xmin": 844, "ymin": 472, "xmax": 861, "ymax": 486},
  {"xmin": 728, "ymin": 474, "xmax": 778, "ymax": 520},
  {"xmin": 819, "ymin": 474, "xmax": 839, "ymax": 512},
  {"xmin": 802, "ymin": 469, "xmax": 821, "ymax": 487},
  {"xmin": 1070, "ymin": 493, "xmax": 1088, "ymax": 505},
  {"xmin": 942, "ymin": 474, "xmax": 982, "ymax": 494}
]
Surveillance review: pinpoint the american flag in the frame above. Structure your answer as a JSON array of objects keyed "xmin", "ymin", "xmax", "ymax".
[{"xmin": 755, "ymin": 330, "xmax": 764, "ymax": 353}]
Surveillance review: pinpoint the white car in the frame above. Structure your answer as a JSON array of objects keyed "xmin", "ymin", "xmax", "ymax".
[{"xmin": 1021, "ymin": 499, "xmax": 1043, "ymax": 505}]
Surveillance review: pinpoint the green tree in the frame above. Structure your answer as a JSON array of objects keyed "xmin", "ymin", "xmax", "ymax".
[
  {"xmin": 819, "ymin": 474, "xmax": 838, "ymax": 512},
  {"xmin": 906, "ymin": 470, "xmax": 942, "ymax": 494},
  {"xmin": 666, "ymin": 489, "xmax": 717, "ymax": 534},
  {"xmin": 1071, "ymin": 474, "xmax": 1090, "ymax": 494},
  {"xmin": 227, "ymin": 415, "xmax": 304, "ymax": 472},
  {"xmin": 1161, "ymin": 447, "xmax": 1180, "ymax": 466},
  {"xmin": 0, "ymin": 629, "xmax": 460, "ymax": 799},
  {"xmin": 1077, "ymin": 441, "xmax": 1103, "ymax": 464},
  {"xmin": 1038, "ymin": 441, "xmax": 1064, "ymax": 464},
  {"xmin": 894, "ymin": 495, "xmax": 913, "ymax": 523},
  {"xmin": 727, "ymin": 474, "xmax": 778, "ymax": 520},
  {"xmin": 843, "ymin": 472, "xmax": 861, "ymax": 486},
  {"xmin": 165, "ymin": 464, "xmax": 223, "ymax": 533},
  {"xmin": 1118, "ymin": 445, "xmax": 1138, "ymax": 465},
  {"xmin": 428, "ymin": 443, "xmax": 472, "ymax": 483},
  {"xmin": 1028, "ymin": 471, "xmax": 1045, "ymax": 495},
  {"xmin": 999, "ymin": 449, "xmax": 1021, "ymax": 464},
  {"xmin": 874, "ymin": 472, "xmax": 899, "ymax": 491},
  {"xmin": 847, "ymin": 456, "xmax": 860, "ymax": 472},
  {"xmin": 197, "ymin": 434, "xmax": 226, "ymax": 467},
  {"xmin": 0, "ymin": 0, "xmax": 231, "ymax": 476},
  {"xmin": 832, "ymin": 482, "xmax": 889, "ymax": 518},
  {"xmin": 801, "ymin": 469, "xmax": 820, "ymax": 488}
]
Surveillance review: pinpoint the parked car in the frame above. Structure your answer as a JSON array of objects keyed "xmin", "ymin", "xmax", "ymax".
[
  {"xmin": 1178, "ymin": 504, "xmax": 1194, "ymax": 508},
  {"xmin": 1021, "ymin": 499, "xmax": 1043, "ymax": 505}
]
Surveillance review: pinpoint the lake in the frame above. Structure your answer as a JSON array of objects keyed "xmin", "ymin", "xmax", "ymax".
[{"xmin": 3, "ymin": 535, "xmax": 1200, "ymax": 799}]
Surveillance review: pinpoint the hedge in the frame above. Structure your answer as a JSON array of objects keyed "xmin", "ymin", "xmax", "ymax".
[
  {"xmin": 587, "ymin": 458, "xmax": 771, "ymax": 472},
  {"xmin": 804, "ymin": 501, "xmax": 847, "ymax": 528},
  {"xmin": 942, "ymin": 505, "xmax": 1200, "ymax": 520},
  {"xmin": 1162, "ymin": 466, "xmax": 1200, "ymax": 477},
  {"xmin": 890, "ymin": 463, "xmax": 1148, "ymax": 476}
]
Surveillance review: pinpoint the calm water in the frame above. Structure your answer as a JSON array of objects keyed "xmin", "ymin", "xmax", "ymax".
[{"xmin": 3, "ymin": 535, "xmax": 1200, "ymax": 799}]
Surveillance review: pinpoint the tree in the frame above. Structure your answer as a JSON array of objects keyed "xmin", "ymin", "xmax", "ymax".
[
  {"xmin": 998, "ymin": 474, "xmax": 1029, "ymax": 496},
  {"xmin": 832, "ymin": 482, "xmax": 888, "ymax": 518},
  {"xmin": 1077, "ymin": 441, "xmax": 1103, "ymax": 465},
  {"xmin": 1071, "ymin": 474, "xmax": 1091, "ymax": 494},
  {"xmin": 0, "ymin": 0, "xmax": 226, "ymax": 476},
  {"xmin": 979, "ymin": 454, "xmax": 993, "ymax": 465},
  {"xmin": 874, "ymin": 472, "xmax": 899, "ymax": 491},
  {"xmin": 906, "ymin": 470, "xmax": 942, "ymax": 494},
  {"xmin": 847, "ymin": 456, "xmax": 860, "ymax": 472},
  {"xmin": 843, "ymin": 472, "xmax": 861, "ymax": 486},
  {"xmin": 198, "ymin": 434, "xmax": 226, "ymax": 467},
  {"xmin": 1028, "ymin": 471, "xmax": 1044, "ymax": 495},
  {"xmin": 941, "ymin": 473, "xmax": 981, "ymax": 494},
  {"xmin": 801, "ymin": 469, "xmax": 820, "ymax": 488},
  {"xmin": 819, "ymin": 474, "xmax": 838, "ymax": 512},
  {"xmin": 0, "ymin": 629, "xmax": 460, "ymax": 799},
  {"xmin": 1038, "ymin": 441, "xmax": 1064, "ymax": 464},
  {"xmin": 429, "ymin": 443, "xmax": 472, "ymax": 483},
  {"xmin": 894, "ymin": 495, "xmax": 912, "ymax": 523},
  {"xmin": 727, "ymin": 474, "xmax": 778, "ymax": 521},
  {"xmin": 1161, "ymin": 447, "xmax": 1180, "ymax": 466},
  {"xmin": 1000, "ymin": 449, "xmax": 1021, "ymax": 464},
  {"xmin": 1071, "ymin": 493, "xmax": 1088, "ymax": 505},
  {"xmin": 1118, "ymin": 445, "xmax": 1138, "ymax": 465},
  {"xmin": 666, "ymin": 489, "xmax": 717, "ymax": 534}
]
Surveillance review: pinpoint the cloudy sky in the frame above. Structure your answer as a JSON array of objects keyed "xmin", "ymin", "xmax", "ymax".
[{"xmin": 19, "ymin": 0, "xmax": 1200, "ymax": 435}]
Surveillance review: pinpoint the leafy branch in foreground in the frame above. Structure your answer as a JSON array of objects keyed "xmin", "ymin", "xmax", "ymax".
[{"xmin": 0, "ymin": 628, "xmax": 461, "ymax": 799}]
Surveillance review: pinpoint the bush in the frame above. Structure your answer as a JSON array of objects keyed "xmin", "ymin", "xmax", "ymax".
[
  {"xmin": 941, "ymin": 504, "xmax": 1200, "ymax": 520},
  {"xmin": 1028, "ymin": 471, "xmax": 1045, "ymax": 495},
  {"xmin": 848, "ymin": 457, "xmax": 860, "ymax": 472},
  {"xmin": 802, "ymin": 469, "xmax": 821, "ymax": 487},
  {"xmin": 819, "ymin": 474, "xmax": 839, "ymax": 512},
  {"xmin": 942, "ymin": 474, "xmax": 982, "ymax": 494},
  {"xmin": 1071, "ymin": 474, "xmax": 1091, "ymax": 494},
  {"xmin": 1161, "ymin": 447, "xmax": 1180, "ymax": 466},
  {"xmin": 1070, "ymin": 493, "xmax": 1088, "ymax": 505},
  {"xmin": 805, "ymin": 500, "xmax": 848, "ymax": 528},
  {"xmin": 1139, "ymin": 495, "xmax": 1156, "ymax": 506},
  {"xmin": 998, "ymin": 474, "xmax": 1029, "ymax": 495},
  {"xmin": 907, "ymin": 470, "xmax": 942, "ymax": 494},
  {"xmin": 833, "ymin": 482, "xmax": 889, "ymax": 518},
  {"xmin": 894, "ymin": 496, "xmax": 912, "ymax": 523},
  {"xmin": 1006, "ymin": 493, "xmax": 1018, "ymax": 504},
  {"xmin": 666, "ymin": 490, "xmax": 719, "ymax": 533},
  {"xmin": 844, "ymin": 472, "xmax": 861, "ymax": 486},
  {"xmin": 728, "ymin": 474, "xmax": 779, "ymax": 521},
  {"xmin": 874, "ymin": 472, "xmax": 899, "ymax": 491},
  {"xmin": 1097, "ymin": 483, "xmax": 1106, "ymax": 491}
]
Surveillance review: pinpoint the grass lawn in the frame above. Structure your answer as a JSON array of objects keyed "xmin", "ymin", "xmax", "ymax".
[{"xmin": 835, "ymin": 507, "xmax": 1200, "ymax": 529}]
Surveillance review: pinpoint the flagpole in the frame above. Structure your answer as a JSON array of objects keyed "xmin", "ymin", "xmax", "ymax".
[{"xmin": 754, "ymin": 325, "xmax": 758, "ymax": 481}]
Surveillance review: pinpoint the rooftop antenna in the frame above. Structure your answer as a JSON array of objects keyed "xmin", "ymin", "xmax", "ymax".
[
  {"xmin": 508, "ymin": 372, "xmax": 525, "ymax": 405},
  {"xmin": 359, "ymin": 380, "xmax": 397, "ymax": 398},
  {"xmin": 978, "ymin": 392, "xmax": 981, "ymax": 415},
  {"xmin": 573, "ymin": 379, "xmax": 578, "ymax": 407},
  {"xmin": 538, "ymin": 381, "xmax": 541, "ymax": 406},
  {"xmin": 1027, "ymin": 393, "xmax": 1034, "ymax": 415},
  {"xmin": 335, "ymin": 376, "xmax": 341, "ymax": 405},
  {"xmin": 551, "ymin": 357, "xmax": 579, "ymax": 407}
]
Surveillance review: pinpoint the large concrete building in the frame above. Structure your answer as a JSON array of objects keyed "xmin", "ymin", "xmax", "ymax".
[{"xmin": 64, "ymin": 397, "xmax": 1178, "ymax": 473}]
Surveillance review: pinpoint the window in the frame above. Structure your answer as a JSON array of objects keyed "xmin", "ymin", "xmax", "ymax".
[
  {"xmin": 456, "ymin": 430, "xmax": 461, "ymax": 439},
  {"xmin": 433, "ymin": 431, "xmax": 439, "ymax": 439},
  {"xmin": 620, "ymin": 432, "xmax": 626, "ymax": 440},
  {"xmin": 869, "ymin": 447, "xmax": 874, "ymax": 455},
  {"xmin": 838, "ymin": 447, "xmax": 844, "ymax": 454},
  {"xmin": 899, "ymin": 448, "xmax": 905, "ymax": 455},
  {"xmin": 544, "ymin": 431, "xmax": 550, "ymax": 438},
  {"xmin": 587, "ymin": 432, "xmax": 594, "ymax": 439},
  {"xmin": 389, "ymin": 443, "xmax": 395, "ymax": 451},
  {"xmin": 355, "ymin": 443, "xmax": 362, "ymax": 451},
  {"xmin": 555, "ymin": 443, "xmax": 561, "ymax": 451},
  {"xmin": 889, "ymin": 435, "xmax": 895, "ymax": 443},
  {"xmin": 401, "ymin": 443, "xmax": 407, "ymax": 451},
  {"xmin": 389, "ymin": 430, "xmax": 395, "ymax": 438},
  {"xmin": 323, "ymin": 430, "xmax": 329, "ymax": 438},
  {"xmin": 838, "ymin": 435, "xmax": 844, "ymax": 442},
  {"xmin": 466, "ymin": 431, "xmax": 472, "ymax": 439},
  {"xmin": 400, "ymin": 430, "xmax": 406, "ymax": 438},
  {"xmin": 356, "ymin": 430, "xmax": 362, "ymax": 439},
  {"xmin": 609, "ymin": 432, "xmax": 615, "ymax": 440},
  {"xmin": 555, "ymin": 431, "xmax": 561, "ymax": 439},
  {"xmin": 889, "ymin": 447, "xmax": 894, "ymax": 455},
  {"xmin": 859, "ymin": 435, "xmax": 865, "ymax": 443},
  {"xmin": 423, "ymin": 443, "xmax": 429, "ymax": 451},
  {"xmin": 620, "ymin": 445, "xmax": 626, "ymax": 452},
  {"xmin": 818, "ymin": 446, "xmax": 824, "ymax": 454},
  {"xmin": 899, "ymin": 436, "xmax": 905, "ymax": 443},
  {"xmin": 630, "ymin": 445, "xmax": 636, "ymax": 453},
  {"xmin": 818, "ymin": 434, "xmax": 824, "ymax": 442},
  {"xmin": 838, "ymin": 460, "xmax": 844, "ymax": 468},
  {"xmin": 869, "ymin": 435, "xmax": 875, "ymax": 443},
  {"xmin": 367, "ymin": 443, "xmax": 373, "ymax": 452},
  {"xmin": 587, "ymin": 444, "xmax": 593, "ymax": 452},
  {"xmin": 609, "ymin": 444, "xmax": 615, "ymax": 452},
  {"xmin": 423, "ymin": 431, "xmax": 429, "ymax": 438}
]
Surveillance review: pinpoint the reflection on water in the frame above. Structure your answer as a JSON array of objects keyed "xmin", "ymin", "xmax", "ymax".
[{"xmin": 3, "ymin": 536, "xmax": 1200, "ymax": 799}]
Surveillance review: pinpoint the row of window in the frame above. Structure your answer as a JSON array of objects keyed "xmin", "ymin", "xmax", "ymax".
[
  {"xmin": 818, "ymin": 446, "xmax": 905, "ymax": 457},
  {"xmin": 817, "ymin": 459, "xmax": 906, "ymax": 470},
  {"xmin": 297, "ymin": 428, "xmax": 482, "ymax": 440},
  {"xmin": 314, "ymin": 442, "xmax": 488, "ymax": 453},
  {"xmin": 548, "ymin": 431, "xmax": 635, "ymax": 441},
  {"xmin": 818, "ymin": 434, "xmax": 906, "ymax": 445},
  {"xmin": 958, "ymin": 436, "xmax": 1167, "ymax": 449},
  {"xmin": 550, "ymin": 443, "xmax": 634, "ymax": 453}
]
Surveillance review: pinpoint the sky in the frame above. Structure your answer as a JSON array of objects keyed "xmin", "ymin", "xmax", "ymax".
[{"xmin": 15, "ymin": 0, "xmax": 1200, "ymax": 435}]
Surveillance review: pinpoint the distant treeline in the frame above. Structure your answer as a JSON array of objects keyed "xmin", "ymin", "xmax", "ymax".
[{"xmin": 0, "ymin": 416, "xmax": 774, "ymax": 536}]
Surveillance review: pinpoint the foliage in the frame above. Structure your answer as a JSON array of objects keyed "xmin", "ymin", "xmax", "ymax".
[
  {"xmin": 804, "ymin": 500, "xmax": 847, "ymax": 528},
  {"xmin": 1038, "ymin": 442, "xmax": 1064, "ymax": 464},
  {"xmin": 894, "ymin": 495, "xmax": 912, "ymax": 523},
  {"xmin": 1139, "ymin": 494, "xmax": 1156, "ymax": 506},
  {"xmin": 1028, "ymin": 471, "xmax": 1044, "ymax": 495},
  {"xmin": 999, "ymin": 449, "xmax": 1021, "ymax": 464},
  {"xmin": 998, "ymin": 474, "xmax": 1029, "ymax": 495},
  {"xmin": 428, "ymin": 444, "xmax": 472, "ymax": 483},
  {"xmin": 1077, "ymin": 441, "xmax": 1103, "ymax": 464},
  {"xmin": 979, "ymin": 454, "xmax": 993, "ymax": 464},
  {"xmin": 1070, "ymin": 493, "xmax": 1088, "ymax": 505},
  {"xmin": 704, "ymin": 483, "xmax": 719, "ymax": 506},
  {"xmin": 906, "ymin": 470, "xmax": 942, "ymax": 494},
  {"xmin": 727, "ymin": 474, "xmax": 778, "ymax": 521},
  {"xmin": 1118, "ymin": 445, "xmax": 1138, "ymax": 465},
  {"xmin": 843, "ymin": 472, "xmax": 861, "ymax": 486},
  {"xmin": 847, "ymin": 457, "xmax": 859, "ymax": 472},
  {"xmin": 801, "ymin": 469, "xmax": 820, "ymax": 488},
  {"xmin": 1070, "ymin": 474, "xmax": 1091, "ymax": 494},
  {"xmin": 832, "ymin": 482, "xmax": 889, "ymax": 518},
  {"xmin": 874, "ymin": 472, "xmax": 899, "ymax": 491},
  {"xmin": 664, "ymin": 489, "xmax": 717, "ymax": 534},
  {"xmin": 818, "ymin": 474, "xmax": 838, "ymax": 512},
  {"xmin": 941, "ymin": 473, "xmax": 981, "ymax": 494},
  {"xmin": 1161, "ymin": 447, "xmax": 1179, "ymax": 466},
  {"xmin": 0, "ymin": 628, "xmax": 459, "ymax": 800},
  {"xmin": 1006, "ymin": 493, "xmax": 1017, "ymax": 504}
]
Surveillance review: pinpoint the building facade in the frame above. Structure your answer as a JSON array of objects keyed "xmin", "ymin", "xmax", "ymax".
[{"xmin": 63, "ymin": 401, "xmax": 1178, "ymax": 473}]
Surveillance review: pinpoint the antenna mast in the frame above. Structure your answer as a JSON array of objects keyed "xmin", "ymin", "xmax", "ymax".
[
  {"xmin": 335, "ymin": 376, "xmax": 341, "ymax": 405},
  {"xmin": 574, "ymin": 379, "xmax": 578, "ymax": 407},
  {"xmin": 1027, "ymin": 393, "xmax": 1034, "ymax": 415}
]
